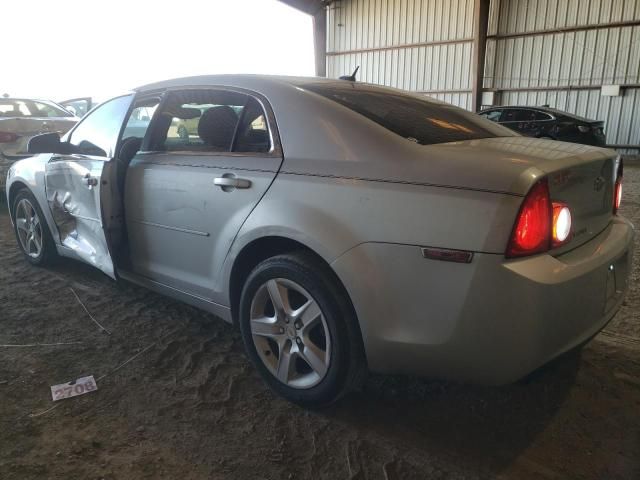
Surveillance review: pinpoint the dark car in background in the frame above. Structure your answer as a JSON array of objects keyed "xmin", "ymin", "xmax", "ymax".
[{"xmin": 479, "ymin": 106, "xmax": 606, "ymax": 147}]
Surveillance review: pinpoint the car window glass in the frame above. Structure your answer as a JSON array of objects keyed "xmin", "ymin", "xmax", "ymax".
[
  {"xmin": 68, "ymin": 95, "xmax": 133, "ymax": 157},
  {"xmin": 506, "ymin": 109, "xmax": 535, "ymax": 122},
  {"xmin": 534, "ymin": 111, "xmax": 552, "ymax": 121},
  {"xmin": 158, "ymin": 90, "xmax": 247, "ymax": 152},
  {"xmin": 0, "ymin": 100, "xmax": 31, "ymax": 117},
  {"xmin": 233, "ymin": 97, "xmax": 271, "ymax": 153},
  {"xmin": 32, "ymin": 101, "xmax": 72, "ymax": 118},
  {"xmin": 122, "ymin": 101, "xmax": 159, "ymax": 140},
  {"xmin": 481, "ymin": 110, "xmax": 502, "ymax": 122},
  {"xmin": 502, "ymin": 109, "xmax": 520, "ymax": 122},
  {"xmin": 302, "ymin": 83, "xmax": 515, "ymax": 145},
  {"xmin": 64, "ymin": 100, "xmax": 91, "ymax": 117}
]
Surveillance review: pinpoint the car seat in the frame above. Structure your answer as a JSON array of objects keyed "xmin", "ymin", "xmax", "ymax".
[{"xmin": 197, "ymin": 106, "xmax": 238, "ymax": 151}]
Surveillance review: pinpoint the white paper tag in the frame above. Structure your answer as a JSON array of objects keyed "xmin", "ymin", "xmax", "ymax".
[{"xmin": 50, "ymin": 375, "xmax": 98, "ymax": 401}]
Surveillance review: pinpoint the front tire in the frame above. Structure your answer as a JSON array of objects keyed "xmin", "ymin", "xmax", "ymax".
[
  {"xmin": 239, "ymin": 252, "xmax": 365, "ymax": 407},
  {"xmin": 12, "ymin": 189, "xmax": 57, "ymax": 266}
]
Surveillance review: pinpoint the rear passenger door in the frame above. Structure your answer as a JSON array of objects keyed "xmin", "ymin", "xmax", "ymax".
[
  {"xmin": 500, "ymin": 108, "xmax": 535, "ymax": 135},
  {"xmin": 124, "ymin": 88, "xmax": 282, "ymax": 303}
]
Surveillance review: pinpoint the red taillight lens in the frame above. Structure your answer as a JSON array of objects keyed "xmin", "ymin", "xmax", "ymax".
[
  {"xmin": 506, "ymin": 180, "xmax": 552, "ymax": 258},
  {"xmin": 0, "ymin": 132, "xmax": 19, "ymax": 143}
]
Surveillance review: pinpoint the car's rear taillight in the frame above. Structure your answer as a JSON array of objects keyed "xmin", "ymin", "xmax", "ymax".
[
  {"xmin": 613, "ymin": 161, "xmax": 623, "ymax": 214},
  {"xmin": 0, "ymin": 131, "xmax": 19, "ymax": 143},
  {"xmin": 552, "ymin": 202, "xmax": 572, "ymax": 247},
  {"xmin": 506, "ymin": 179, "xmax": 574, "ymax": 258},
  {"xmin": 506, "ymin": 180, "xmax": 552, "ymax": 258}
]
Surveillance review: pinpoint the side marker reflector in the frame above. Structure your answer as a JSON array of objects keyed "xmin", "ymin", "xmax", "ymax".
[{"xmin": 422, "ymin": 247, "xmax": 474, "ymax": 264}]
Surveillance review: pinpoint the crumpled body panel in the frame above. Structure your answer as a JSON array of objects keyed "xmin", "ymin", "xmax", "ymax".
[{"xmin": 45, "ymin": 158, "xmax": 114, "ymax": 278}]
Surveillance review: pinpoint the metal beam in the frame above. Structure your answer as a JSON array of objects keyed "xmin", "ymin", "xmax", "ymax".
[
  {"xmin": 488, "ymin": 19, "xmax": 640, "ymax": 40},
  {"xmin": 471, "ymin": 0, "xmax": 490, "ymax": 112},
  {"xmin": 327, "ymin": 37, "xmax": 473, "ymax": 56},
  {"xmin": 486, "ymin": 83, "xmax": 640, "ymax": 93},
  {"xmin": 313, "ymin": 8, "xmax": 327, "ymax": 76}
]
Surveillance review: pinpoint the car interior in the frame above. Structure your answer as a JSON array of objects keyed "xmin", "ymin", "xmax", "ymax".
[{"xmin": 115, "ymin": 90, "xmax": 271, "ymax": 193}]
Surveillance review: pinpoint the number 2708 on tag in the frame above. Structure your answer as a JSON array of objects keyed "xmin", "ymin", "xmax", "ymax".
[{"xmin": 51, "ymin": 376, "xmax": 98, "ymax": 401}]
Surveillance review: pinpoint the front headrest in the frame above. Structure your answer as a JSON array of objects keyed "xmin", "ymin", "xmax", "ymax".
[{"xmin": 197, "ymin": 106, "xmax": 238, "ymax": 149}]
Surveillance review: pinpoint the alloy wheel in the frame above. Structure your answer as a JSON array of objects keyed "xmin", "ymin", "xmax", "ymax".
[
  {"xmin": 15, "ymin": 198, "xmax": 43, "ymax": 259},
  {"xmin": 249, "ymin": 278, "xmax": 331, "ymax": 389}
]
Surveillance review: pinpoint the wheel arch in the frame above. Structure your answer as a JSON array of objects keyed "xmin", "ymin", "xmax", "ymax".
[
  {"xmin": 228, "ymin": 236, "xmax": 365, "ymax": 358},
  {"xmin": 8, "ymin": 180, "xmax": 30, "ymax": 222},
  {"xmin": 230, "ymin": 236, "xmax": 329, "ymax": 319}
]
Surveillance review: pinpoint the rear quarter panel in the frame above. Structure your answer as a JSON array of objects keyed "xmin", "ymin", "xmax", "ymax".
[{"xmin": 220, "ymin": 171, "xmax": 523, "ymax": 304}]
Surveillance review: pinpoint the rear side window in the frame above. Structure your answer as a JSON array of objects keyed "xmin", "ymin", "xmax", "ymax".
[
  {"xmin": 503, "ymin": 109, "xmax": 536, "ymax": 122},
  {"xmin": 302, "ymin": 83, "xmax": 515, "ymax": 145},
  {"xmin": 480, "ymin": 110, "xmax": 502, "ymax": 122},
  {"xmin": 233, "ymin": 97, "xmax": 271, "ymax": 153},
  {"xmin": 152, "ymin": 89, "xmax": 271, "ymax": 154},
  {"xmin": 534, "ymin": 111, "xmax": 553, "ymax": 121}
]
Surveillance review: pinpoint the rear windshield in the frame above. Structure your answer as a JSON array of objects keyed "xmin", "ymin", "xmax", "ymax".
[{"xmin": 302, "ymin": 83, "xmax": 517, "ymax": 145}]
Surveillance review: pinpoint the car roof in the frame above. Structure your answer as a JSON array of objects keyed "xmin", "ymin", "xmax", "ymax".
[
  {"xmin": 134, "ymin": 74, "xmax": 344, "ymax": 93},
  {"xmin": 2, "ymin": 97, "xmax": 56, "ymax": 103}
]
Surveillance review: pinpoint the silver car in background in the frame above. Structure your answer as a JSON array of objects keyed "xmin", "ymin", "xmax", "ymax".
[
  {"xmin": 5, "ymin": 76, "xmax": 635, "ymax": 407},
  {"xmin": 0, "ymin": 97, "xmax": 78, "ymax": 188}
]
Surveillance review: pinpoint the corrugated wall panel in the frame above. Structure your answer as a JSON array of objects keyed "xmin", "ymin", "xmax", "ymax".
[
  {"xmin": 326, "ymin": 0, "xmax": 475, "ymax": 104},
  {"xmin": 328, "ymin": 41, "xmax": 473, "ymax": 91},
  {"xmin": 494, "ymin": 0, "xmax": 640, "ymax": 35},
  {"xmin": 486, "ymin": 25, "xmax": 640, "ymax": 88},
  {"xmin": 325, "ymin": 0, "xmax": 640, "ymax": 149},
  {"xmin": 328, "ymin": 0, "xmax": 474, "ymax": 52},
  {"xmin": 484, "ymin": 0, "xmax": 640, "ymax": 149}
]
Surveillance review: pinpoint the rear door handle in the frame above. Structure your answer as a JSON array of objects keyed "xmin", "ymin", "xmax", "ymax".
[{"xmin": 214, "ymin": 176, "xmax": 251, "ymax": 190}]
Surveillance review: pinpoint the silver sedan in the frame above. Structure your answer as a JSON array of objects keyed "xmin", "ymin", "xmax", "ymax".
[
  {"xmin": 0, "ymin": 97, "xmax": 78, "ymax": 189},
  {"xmin": 5, "ymin": 76, "xmax": 635, "ymax": 406}
]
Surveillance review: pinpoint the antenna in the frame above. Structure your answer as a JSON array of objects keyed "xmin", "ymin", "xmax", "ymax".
[{"xmin": 339, "ymin": 66, "xmax": 360, "ymax": 82}]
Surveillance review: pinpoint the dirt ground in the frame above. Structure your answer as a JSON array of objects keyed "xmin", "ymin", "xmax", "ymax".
[{"xmin": 1, "ymin": 167, "xmax": 639, "ymax": 480}]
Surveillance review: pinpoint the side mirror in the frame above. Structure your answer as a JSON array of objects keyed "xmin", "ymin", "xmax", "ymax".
[{"xmin": 28, "ymin": 132, "xmax": 63, "ymax": 154}]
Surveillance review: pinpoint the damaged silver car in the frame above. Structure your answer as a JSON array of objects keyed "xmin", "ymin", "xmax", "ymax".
[{"xmin": 5, "ymin": 75, "xmax": 634, "ymax": 406}]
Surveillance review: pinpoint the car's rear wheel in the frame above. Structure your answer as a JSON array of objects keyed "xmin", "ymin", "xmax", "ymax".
[
  {"xmin": 12, "ymin": 189, "xmax": 57, "ymax": 266},
  {"xmin": 239, "ymin": 252, "xmax": 365, "ymax": 407}
]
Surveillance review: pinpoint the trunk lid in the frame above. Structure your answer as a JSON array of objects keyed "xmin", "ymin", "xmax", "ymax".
[
  {"xmin": 415, "ymin": 137, "xmax": 619, "ymax": 252},
  {"xmin": 546, "ymin": 150, "xmax": 618, "ymax": 254}
]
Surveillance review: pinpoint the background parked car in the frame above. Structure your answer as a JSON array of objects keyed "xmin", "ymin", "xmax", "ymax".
[
  {"xmin": 479, "ymin": 106, "xmax": 606, "ymax": 147},
  {"xmin": 59, "ymin": 97, "xmax": 96, "ymax": 117},
  {"xmin": 0, "ymin": 97, "xmax": 78, "ymax": 189}
]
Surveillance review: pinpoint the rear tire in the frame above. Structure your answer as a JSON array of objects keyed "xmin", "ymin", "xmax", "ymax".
[
  {"xmin": 12, "ymin": 189, "xmax": 57, "ymax": 266},
  {"xmin": 239, "ymin": 252, "xmax": 366, "ymax": 407}
]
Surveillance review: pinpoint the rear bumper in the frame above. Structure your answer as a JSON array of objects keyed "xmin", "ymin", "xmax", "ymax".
[{"xmin": 332, "ymin": 216, "xmax": 634, "ymax": 384}]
